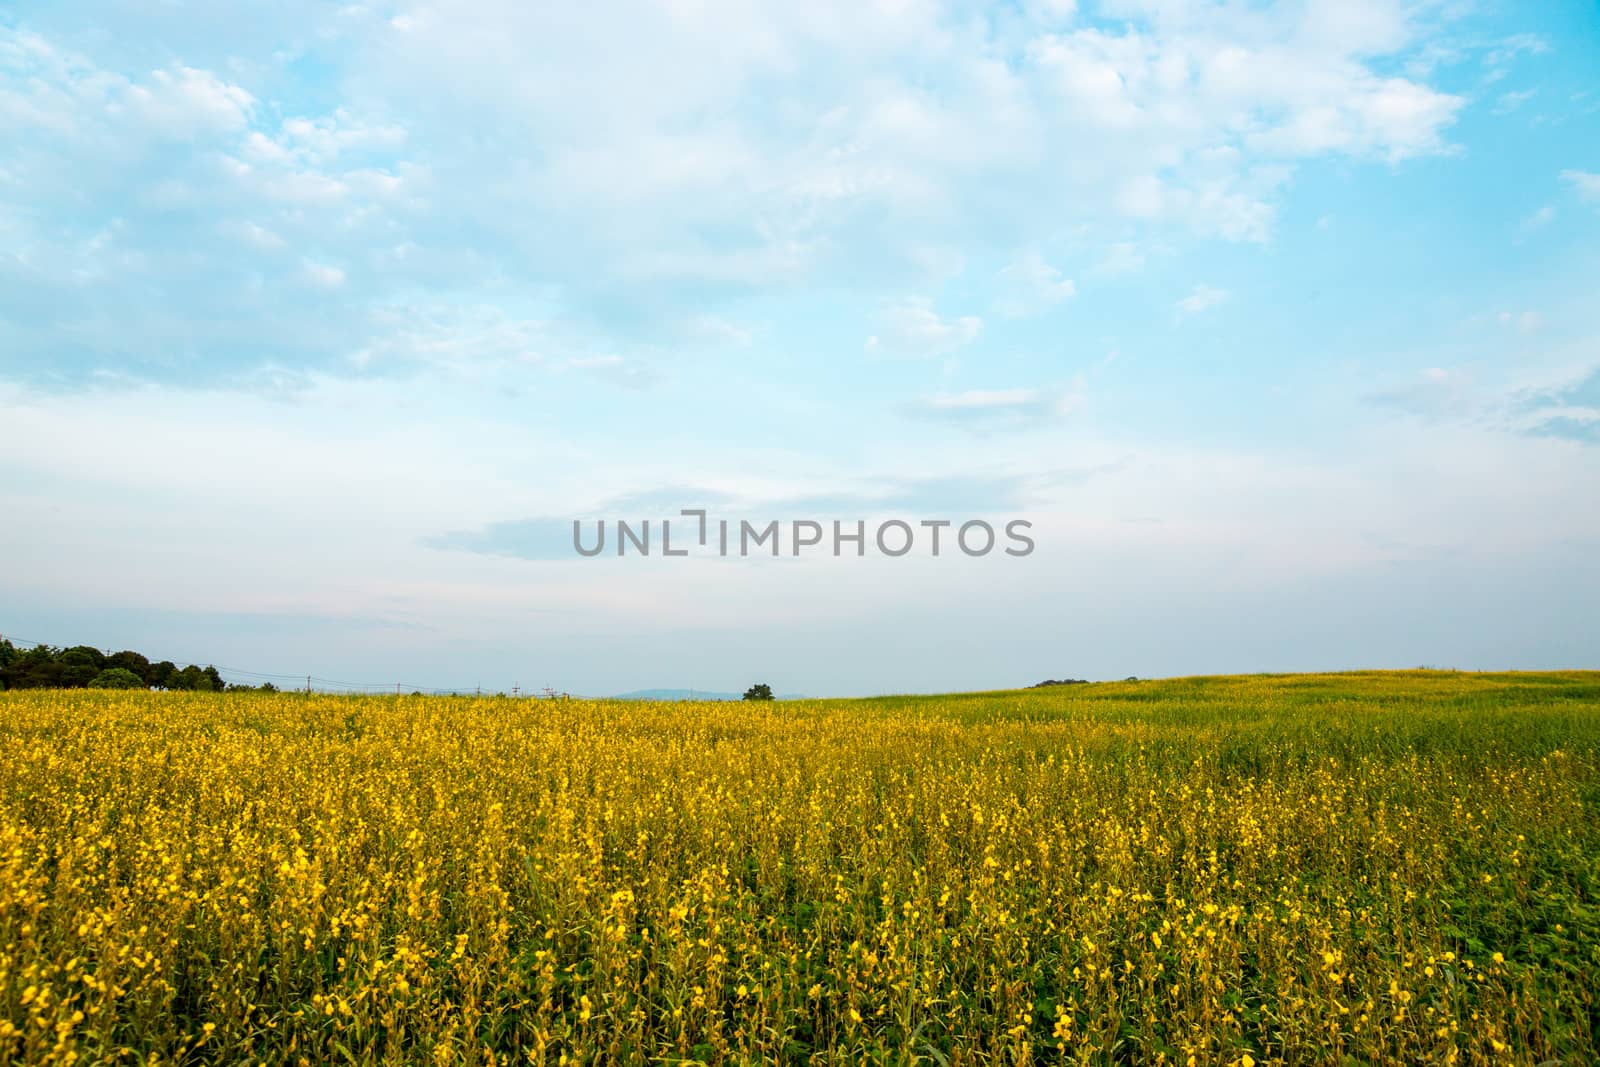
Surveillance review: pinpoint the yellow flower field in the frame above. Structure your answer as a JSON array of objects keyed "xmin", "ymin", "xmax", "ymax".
[{"xmin": 1, "ymin": 672, "xmax": 1597, "ymax": 1065}]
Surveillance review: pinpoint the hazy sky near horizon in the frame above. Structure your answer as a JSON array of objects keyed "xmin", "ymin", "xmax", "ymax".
[{"xmin": 2, "ymin": 0, "xmax": 1598, "ymax": 696}]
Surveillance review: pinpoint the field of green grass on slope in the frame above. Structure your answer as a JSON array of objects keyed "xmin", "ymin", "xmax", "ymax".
[{"xmin": 1, "ymin": 671, "xmax": 1597, "ymax": 1065}]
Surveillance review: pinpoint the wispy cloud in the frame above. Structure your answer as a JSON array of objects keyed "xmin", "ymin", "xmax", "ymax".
[
  {"xmin": 908, "ymin": 385, "xmax": 1084, "ymax": 428},
  {"xmin": 680, "ymin": 315, "xmax": 754, "ymax": 346},
  {"xmin": 425, "ymin": 471, "xmax": 1078, "ymax": 560},
  {"xmin": 1092, "ymin": 242, "xmax": 1145, "ymax": 276},
  {"xmin": 1363, "ymin": 367, "xmax": 1471, "ymax": 417},
  {"xmin": 1498, "ymin": 310, "xmax": 1543, "ymax": 336},
  {"xmin": 564, "ymin": 354, "xmax": 661, "ymax": 390},
  {"xmin": 1176, "ymin": 285, "xmax": 1229, "ymax": 315},
  {"xmin": 1511, "ymin": 365, "xmax": 1600, "ymax": 444},
  {"xmin": 1519, "ymin": 204, "xmax": 1556, "ymax": 232},
  {"xmin": 994, "ymin": 253, "xmax": 1076, "ymax": 317},
  {"xmin": 1561, "ymin": 169, "xmax": 1600, "ymax": 203},
  {"xmin": 1482, "ymin": 33, "xmax": 1549, "ymax": 82},
  {"xmin": 865, "ymin": 299, "xmax": 982, "ymax": 358},
  {"xmin": 300, "ymin": 261, "xmax": 347, "ymax": 290},
  {"xmin": 1491, "ymin": 89, "xmax": 1536, "ymax": 115}
]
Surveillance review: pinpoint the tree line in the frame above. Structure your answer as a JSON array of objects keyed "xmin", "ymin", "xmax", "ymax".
[{"xmin": 0, "ymin": 640, "xmax": 276, "ymax": 692}]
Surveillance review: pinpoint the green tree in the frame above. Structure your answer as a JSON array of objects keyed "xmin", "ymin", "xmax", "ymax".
[
  {"xmin": 743, "ymin": 683, "xmax": 774, "ymax": 701},
  {"xmin": 149, "ymin": 661, "xmax": 177, "ymax": 689},
  {"xmin": 89, "ymin": 667, "xmax": 146, "ymax": 689},
  {"xmin": 57, "ymin": 649, "xmax": 100, "ymax": 688},
  {"xmin": 107, "ymin": 650, "xmax": 153, "ymax": 684},
  {"xmin": 4, "ymin": 646, "xmax": 60, "ymax": 689},
  {"xmin": 170, "ymin": 665, "xmax": 205, "ymax": 691},
  {"xmin": 63, "ymin": 645, "xmax": 107, "ymax": 669}
]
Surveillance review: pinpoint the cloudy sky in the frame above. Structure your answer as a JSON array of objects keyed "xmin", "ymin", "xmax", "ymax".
[{"xmin": 2, "ymin": 0, "xmax": 1597, "ymax": 695}]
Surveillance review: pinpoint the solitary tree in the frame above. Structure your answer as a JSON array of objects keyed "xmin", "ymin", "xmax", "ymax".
[
  {"xmin": 89, "ymin": 668, "xmax": 146, "ymax": 689},
  {"xmin": 743, "ymin": 683, "xmax": 774, "ymax": 701}
]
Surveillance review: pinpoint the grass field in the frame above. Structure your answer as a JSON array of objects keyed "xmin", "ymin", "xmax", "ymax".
[{"xmin": 1, "ymin": 672, "xmax": 1598, "ymax": 1065}]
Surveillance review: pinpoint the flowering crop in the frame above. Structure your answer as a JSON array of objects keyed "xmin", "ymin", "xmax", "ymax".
[{"xmin": 1, "ymin": 671, "xmax": 1597, "ymax": 1064}]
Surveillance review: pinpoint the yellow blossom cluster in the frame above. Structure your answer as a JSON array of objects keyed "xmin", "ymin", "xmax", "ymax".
[{"xmin": 1, "ymin": 670, "xmax": 1597, "ymax": 1064}]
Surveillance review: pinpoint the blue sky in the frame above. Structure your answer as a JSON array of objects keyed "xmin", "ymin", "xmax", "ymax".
[{"xmin": 2, "ymin": 0, "xmax": 1597, "ymax": 695}]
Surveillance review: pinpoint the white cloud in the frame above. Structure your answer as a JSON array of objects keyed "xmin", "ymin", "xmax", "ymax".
[
  {"xmin": 1519, "ymin": 204, "xmax": 1555, "ymax": 231},
  {"xmin": 564, "ymin": 354, "xmax": 659, "ymax": 389},
  {"xmin": 1238, "ymin": 77, "xmax": 1460, "ymax": 161},
  {"xmin": 350, "ymin": 304, "xmax": 551, "ymax": 370},
  {"xmin": 1562, "ymin": 169, "xmax": 1600, "ymax": 203},
  {"xmin": 1176, "ymin": 284, "xmax": 1229, "ymax": 314},
  {"xmin": 682, "ymin": 315, "xmax": 754, "ymax": 346},
  {"xmin": 1498, "ymin": 310, "xmax": 1543, "ymax": 336},
  {"xmin": 0, "ymin": 34, "xmax": 255, "ymax": 144},
  {"xmin": 120, "ymin": 66, "xmax": 254, "ymax": 138},
  {"xmin": 1483, "ymin": 34, "xmax": 1549, "ymax": 82},
  {"xmin": 1364, "ymin": 366, "xmax": 1470, "ymax": 416},
  {"xmin": 0, "ymin": 5, "xmax": 1482, "ymax": 395},
  {"xmin": 866, "ymin": 298, "xmax": 982, "ymax": 358},
  {"xmin": 221, "ymin": 220, "xmax": 287, "ymax": 250},
  {"xmin": 1025, "ymin": 0, "xmax": 1078, "ymax": 20},
  {"xmin": 995, "ymin": 252, "xmax": 1076, "ymax": 317},
  {"xmin": 1022, "ymin": 7, "xmax": 1464, "ymax": 235},
  {"xmin": 1093, "ymin": 242, "xmax": 1145, "ymax": 275},
  {"xmin": 1492, "ymin": 89, "xmax": 1535, "ymax": 115},
  {"xmin": 910, "ymin": 383, "xmax": 1084, "ymax": 426},
  {"xmin": 261, "ymin": 169, "xmax": 352, "ymax": 205},
  {"xmin": 1505, "ymin": 363, "xmax": 1600, "ymax": 445},
  {"xmin": 341, "ymin": 0, "xmax": 1468, "ymax": 279},
  {"xmin": 301, "ymin": 261, "xmax": 347, "ymax": 290},
  {"xmin": 276, "ymin": 111, "xmax": 407, "ymax": 162}
]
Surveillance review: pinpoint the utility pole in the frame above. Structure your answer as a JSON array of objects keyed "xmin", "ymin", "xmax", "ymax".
[{"xmin": 306, "ymin": 675, "xmax": 311, "ymax": 694}]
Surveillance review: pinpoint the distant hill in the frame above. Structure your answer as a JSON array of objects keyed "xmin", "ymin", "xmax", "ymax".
[{"xmin": 612, "ymin": 688, "xmax": 805, "ymax": 701}]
